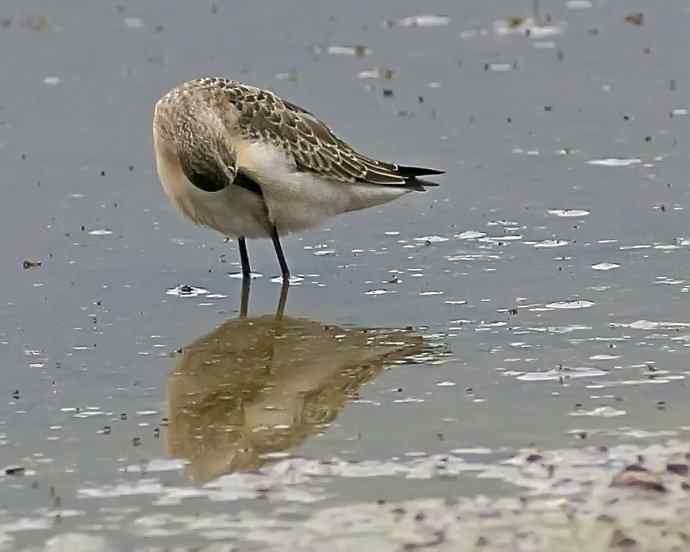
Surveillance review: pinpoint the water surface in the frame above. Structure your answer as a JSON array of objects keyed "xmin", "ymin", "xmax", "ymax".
[{"xmin": 1, "ymin": 0, "xmax": 690, "ymax": 549}]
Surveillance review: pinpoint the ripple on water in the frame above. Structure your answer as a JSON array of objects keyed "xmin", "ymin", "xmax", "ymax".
[
  {"xmin": 326, "ymin": 45, "xmax": 371, "ymax": 56},
  {"xmin": 79, "ymin": 479, "xmax": 165, "ymax": 498},
  {"xmin": 566, "ymin": 0, "xmax": 593, "ymax": 9},
  {"xmin": 532, "ymin": 239, "xmax": 569, "ymax": 248},
  {"xmin": 122, "ymin": 459, "xmax": 188, "ymax": 474},
  {"xmin": 542, "ymin": 300, "xmax": 595, "ymax": 310},
  {"xmin": 414, "ymin": 235, "xmax": 449, "ymax": 243},
  {"xmin": 478, "ymin": 235, "xmax": 523, "ymax": 244},
  {"xmin": 228, "ymin": 272, "xmax": 262, "ymax": 279},
  {"xmin": 516, "ymin": 366, "xmax": 607, "ymax": 381},
  {"xmin": 484, "ymin": 62, "xmax": 515, "ymax": 73},
  {"xmin": 394, "ymin": 14, "xmax": 450, "ymax": 28},
  {"xmin": 455, "ymin": 230, "xmax": 487, "ymax": 240},
  {"xmin": 570, "ymin": 406, "xmax": 626, "ymax": 418},
  {"xmin": 531, "ymin": 324, "xmax": 592, "ymax": 334},
  {"xmin": 610, "ymin": 320, "xmax": 690, "ymax": 331},
  {"xmin": 589, "ymin": 354, "xmax": 620, "ymax": 361},
  {"xmin": 587, "ymin": 158, "xmax": 641, "ymax": 167},
  {"xmin": 547, "ymin": 209, "xmax": 590, "ymax": 218},
  {"xmin": 619, "ymin": 244, "xmax": 651, "ymax": 250},
  {"xmin": 270, "ymin": 275, "xmax": 304, "ymax": 285},
  {"xmin": 591, "ymin": 262, "xmax": 620, "ymax": 271},
  {"xmin": 165, "ymin": 285, "xmax": 208, "ymax": 297},
  {"xmin": 446, "ymin": 253, "xmax": 501, "ymax": 262}
]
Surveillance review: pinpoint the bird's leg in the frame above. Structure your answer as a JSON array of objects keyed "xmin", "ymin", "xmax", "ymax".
[
  {"xmin": 237, "ymin": 237, "xmax": 251, "ymax": 318},
  {"xmin": 271, "ymin": 226, "xmax": 290, "ymax": 280},
  {"xmin": 240, "ymin": 274, "xmax": 250, "ymax": 318},
  {"xmin": 275, "ymin": 279, "xmax": 289, "ymax": 321},
  {"xmin": 238, "ymin": 237, "xmax": 251, "ymax": 278}
]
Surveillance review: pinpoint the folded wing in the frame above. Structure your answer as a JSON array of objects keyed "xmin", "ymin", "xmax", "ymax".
[{"xmin": 229, "ymin": 85, "xmax": 443, "ymax": 189}]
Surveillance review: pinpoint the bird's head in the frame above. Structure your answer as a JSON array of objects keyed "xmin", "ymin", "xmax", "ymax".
[{"xmin": 153, "ymin": 82, "xmax": 239, "ymax": 192}]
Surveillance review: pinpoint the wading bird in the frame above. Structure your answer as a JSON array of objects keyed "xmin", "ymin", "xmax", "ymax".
[{"xmin": 153, "ymin": 77, "xmax": 443, "ymax": 280}]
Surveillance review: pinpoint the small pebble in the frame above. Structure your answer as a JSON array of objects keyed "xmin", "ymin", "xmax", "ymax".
[
  {"xmin": 3, "ymin": 466, "xmax": 26, "ymax": 476},
  {"xmin": 22, "ymin": 259, "xmax": 42, "ymax": 270},
  {"xmin": 624, "ymin": 12, "xmax": 644, "ymax": 25}
]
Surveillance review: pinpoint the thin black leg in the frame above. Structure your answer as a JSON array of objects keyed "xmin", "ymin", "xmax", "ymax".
[
  {"xmin": 238, "ymin": 237, "xmax": 251, "ymax": 278},
  {"xmin": 271, "ymin": 226, "xmax": 290, "ymax": 280},
  {"xmin": 240, "ymin": 274, "xmax": 250, "ymax": 318},
  {"xmin": 275, "ymin": 279, "xmax": 289, "ymax": 320}
]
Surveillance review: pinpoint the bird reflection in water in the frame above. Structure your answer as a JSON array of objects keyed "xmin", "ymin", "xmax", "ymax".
[{"xmin": 166, "ymin": 291, "xmax": 429, "ymax": 482}]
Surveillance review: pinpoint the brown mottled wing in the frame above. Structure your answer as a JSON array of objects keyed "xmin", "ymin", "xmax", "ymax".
[{"xmin": 229, "ymin": 84, "xmax": 443, "ymax": 188}]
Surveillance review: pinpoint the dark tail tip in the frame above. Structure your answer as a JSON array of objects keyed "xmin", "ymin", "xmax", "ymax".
[
  {"xmin": 397, "ymin": 165, "xmax": 443, "ymax": 190},
  {"xmin": 398, "ymin": 165, "xmax": 445, "ymax": 178}
]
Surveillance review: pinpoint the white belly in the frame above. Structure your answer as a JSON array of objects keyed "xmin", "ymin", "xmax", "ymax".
[
  {"xmin": 155, "ymin": 146, "xmax": 272, "ymax": 239},
  {"xmin": 154, "ymin": 138, "xmax": 411, "ymax": 239},
  {"xmin": 237, "ymin": 142, "xmax": 411, "ymax": 234}
]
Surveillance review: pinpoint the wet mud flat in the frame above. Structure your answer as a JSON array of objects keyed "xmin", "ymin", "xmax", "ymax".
[
  {"xmin": 2, "ymin": 0, "xmax": 690, "ymax": 550},
  {"xmin": 3, "ymin": 439, "xmax": 689, "ymax": 550}
]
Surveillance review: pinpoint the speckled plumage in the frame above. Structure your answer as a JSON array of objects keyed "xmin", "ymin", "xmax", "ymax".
[{"xmin": 152, "ymin": 77, "xmax": 443, "ymax": 277}]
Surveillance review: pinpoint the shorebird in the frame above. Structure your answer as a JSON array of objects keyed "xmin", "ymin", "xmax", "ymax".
[{"xmin": 153, "ymin": 77, "xmax": 443, "ymax": 280}]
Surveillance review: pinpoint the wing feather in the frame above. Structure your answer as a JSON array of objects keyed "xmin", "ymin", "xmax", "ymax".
[{"xmin": 220, "ymin": 82, "xmax": 443, "ymax": 188}]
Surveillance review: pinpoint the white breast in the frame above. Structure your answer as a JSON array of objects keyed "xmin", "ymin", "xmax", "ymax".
[{"xmin": 154, "ymin": 138, "xmax": 272, "ymax": 239}]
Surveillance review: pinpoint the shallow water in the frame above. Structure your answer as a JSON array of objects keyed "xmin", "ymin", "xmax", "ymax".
[{"xmin": 1, "ymin": 0, "xmax": 690, "ymax": 549}]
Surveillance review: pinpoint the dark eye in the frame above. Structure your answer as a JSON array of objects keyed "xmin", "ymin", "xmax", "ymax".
[{"xmin": 188, "ymin": 169, "xmax": 227, "ymax": 192}]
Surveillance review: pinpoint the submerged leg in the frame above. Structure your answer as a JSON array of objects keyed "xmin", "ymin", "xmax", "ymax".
[
  {"xmin": 275, "ymin": 278, "xmax": 289, "ymax": 320},
  {"xmin": 271, "ymin": 226, "xmax": 290, "ymax": 280},
  {"xmin": 240, "ymin": 274, "xmax": 250, "ymax": 318},
  {"xmin": 238, "ymin": 237, "xmax": 251, "ymax": 278},
  {"xmin": 238, "ymin": 237, "xmax": 251, "ymax": 318}
]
